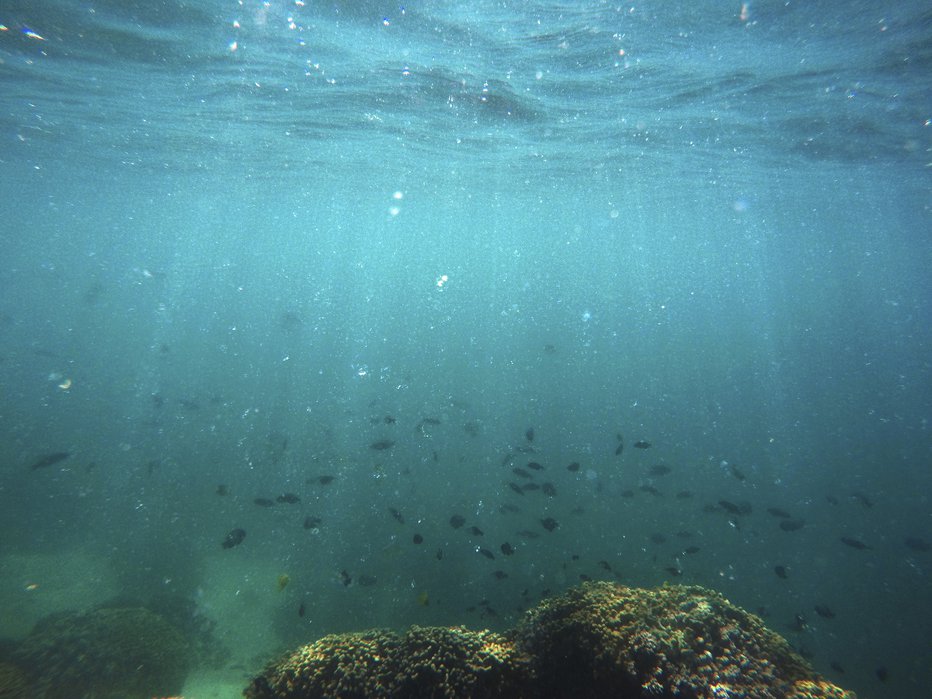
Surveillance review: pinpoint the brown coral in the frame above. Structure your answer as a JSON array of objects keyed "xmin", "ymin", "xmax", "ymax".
[
  {"xmin": 516, "ymin": 581, "xmax": 827, "ymax": 698},
  {"xmin": 244, "ymin": 581, "xmax": 857, "ymax": 699},
  {"xmin": 245, "ymin": 626, "xmax": 523, "ymax": 699},
  {"xmin": 390, "ymin": 626, "xmax": 529, "ymax": 698},
  {"xmin": 788, "ymin": 679, "xmax": 858, "ymax": 699},
  {"xmin": 245, "ymin": 629, "xmax": 401, "ymax": 699},
  {"xmin": 245, "ymin": 626, "xmax": 527, "ymax": 699}
]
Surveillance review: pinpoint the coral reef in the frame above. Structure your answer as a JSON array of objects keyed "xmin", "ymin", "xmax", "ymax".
[
  {"xmin": 245, "ymin": 581, "xmax": 858, "ymax": 698},
  {"xmin": 245, "ymin": 626, "xmax": 527, "ymax": 699},
  {"xmin": 12, "ymin": 606, "xmax": 190, "ymax": 699}
]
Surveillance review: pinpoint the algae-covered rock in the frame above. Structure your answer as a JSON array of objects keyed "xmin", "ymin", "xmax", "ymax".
[
  {"xmin": 787, "ymin": 679, "xmax": 859, "ymax": 699},
  {"xmin": 516, "ymin": 581, "xmax": 828, "ymax": 698},
  {"xmin": 244, "ymin": 581, "xmax": 857, "ymax": 699},
  {"xmin": 246, "ymin": 629, "xmax": 401, "ymax": 699},
  {"xmin": 245, "ymin": 626, "xmax": 528, "ymax": 699},
  {"xmin": 390, "ymin": 625, "xmax": 529, "ymax": 698},
  {"xmin": 0, "ymin": 661, "xmax": 30, "ymax": 699},
  {"xmin": 13, "ymin": 606, "xmax": 190, "ymax": 699}
]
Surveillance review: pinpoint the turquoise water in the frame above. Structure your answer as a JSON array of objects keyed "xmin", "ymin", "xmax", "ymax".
[{"xmin": 1, "ymin": 1, "xmax": 929, "ymax": 696}]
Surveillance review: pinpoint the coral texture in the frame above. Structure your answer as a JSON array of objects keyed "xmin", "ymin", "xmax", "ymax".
[{"xmin": 245, "ymin": 582, "xmax": 857, "ymax": 699}]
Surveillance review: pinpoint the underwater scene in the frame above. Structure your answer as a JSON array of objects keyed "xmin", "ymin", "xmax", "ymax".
[{"xmin": 0, "ymin": 1, "xmax": 929, "ymax": 697}]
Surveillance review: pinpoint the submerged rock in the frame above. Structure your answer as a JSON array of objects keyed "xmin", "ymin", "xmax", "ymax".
[
  {"xmin": 245, "ymin": 626, "xmax": 526, "ymax": 699},
  {"xmin": 244, "ymin": 581, "xmax": 857, "ymax": 699},
  {"xmin": 0, "ymin": 661, "xmax": 30, "ymax": 699},
  {"xmin": 516, "ymin": 581, "xmax": 839, "ymax": 698},
  {"xmin": 12, "ymin": 606, "xmax": 190, "ymax": 699}
]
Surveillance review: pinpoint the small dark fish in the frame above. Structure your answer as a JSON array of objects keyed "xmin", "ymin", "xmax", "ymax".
[
  {"xmin": 718, "ymin": 500, "xmax": 743, "ymax": 515},
  {"xmin": 412, "ymin": 533, "xmax": 424, "ymax": 545},
  {"xmin": 567, "ymin": 462, "xmax": 580, "ymax": 472},
  {"xmin": 500, "ymin": 542, "xmax": 515, "ymax": 556},
  {"xmin": 540, "ymin": 517, "xmax": 559, "ymax": 532},
  {"xmin": 780, "ymin": 519, "xmax": 806, "ymax": 532},
  {"xmin": 316, "ymin": 475, "xmax": 335, "ymax": 485},
  {"xmin": 303, "ymin": 516, "xmax": 322, "ymax": 530},
  {"xmin": 507, "ymin": 482, "xmax": 525, "ymax": 495},
  {"xmin": 639, "ymin": 485, "xmax": 660, "ymax": 496},
  {"xmin": 825, "ymin": 494, "xmax": 839, "ymax": 505},
  {"xmin": 683, "ymin": 546, "xmax": 700, "ymax": 554},
  {"xmin": 29, "ymin": 452, "xmax": 70, "ymax": 470},
  {"xmin": 876, "ymin": 667, "xmax": 889, "ymax": 682},
  {"xmin": 905, "ymin": 536, "xmax": 930, "ymax": 552},
  {"xmin": 276, "ymin": 493, "xmax": 300, "ymax": 504},
  {"xmin": 614, "ymin": 442, "xmax": 624, "ymax": 456},
  {"xmin": 298, "ymin": 602, "xmax": 305, "ymax": 617},
  {"xmin": 649, "ymin": 464, "xmax": 671, "ymax": 476},
  {"xmin": 340, "ymin": 570, "xmax": 352, "ymax": 586},
  {"xmin": 512, "ymin": 467, "xmax": 533, "ymax": 479},
  {"xmin": 492, "ymin": 570, "xmax": 508, "ymax": 580},
  {"xmin": 840, "ymin": 536, "xmax": 870, "ymax": 550},
  {"xmin": 579, "ymin": 573, "xmax": 592, "ymax": 582},
  {"xmin": 525, "ymin": 427, "xmax": 535, "ymax": 442},
  {"xmin": 516, "ymin": 445, "xmax": 537, "ymax": 454},
  {"xmin": 527, "ymin": 461, "xmax": 544, "ymax": 471},
  {"xmin": 449, "ymin": 514, "xmax": 466, "ymax": 529},
  {"xmin": 729, "ymin": 464, "xmax": 747, "ymax": 481},
  {"xmin": 541, "ymin": 482, "xmax": 557, "ymax": 497},
  {"xmin": 383, "ymin": 415, "xmax": 396, "ymax": 424},
  {"xmin": 435, "ymin": 549, "xmax": 444, "ymax": 560},
  {"xmin": 370, "ymin": 439, "xmax": 395, "ymax": 450},
  {"xmin": 597, "ymin": 560, "xmax": 612, "ymax": 572},
  {"xmin": 521, "ymin": 482, "xmax": 541, "ymax": 492},
  {"xmin": 469, "ymin": 526, "xmax": 484, "ymax": 536},
  {"xmin": 767, "ymin": 507, "xmax": 792, "ymax": 519},
  {"xmin": 850, "ymin": 492, "xmax": 873, "ymax": 508},
  {"xmin": 501, "ymin": 453, "xmax": 515, "ymax": 467},
  {"xmin": 665, "ymin": 566, "xmax": 682, "ymax": 577},
  {"xmin": 254, "ymin": 498, "xmax": 275, "ymax": 507},
  {"xmin": 216, "ymin": 484, "xmax": 229, "ymax": 496},
  {"xmin": 517, "ymin": 529, "xmax": 540, "ymax": 539},
  {"xmin": 633, "ymin": 440, "xmax": 651, "ymax": 449},
  {"xmin": 774, "ymin": 565, "xmax": 789, "ymax": 579},
  {"xmin": 389, "ymin": 507, "xmax": 405, "ymax": 524},
  {"xmin": 499, "ymin": 503, "xmax": 521, "ymax": 514},
  {"xmin": 814, "ymin": 604, "xmax": 835, "ymax": 619},
  {"xmin": 478, "ymin": 548, "xmax": 495, "ymax": 559},
  {"xmin": 222, "ymin": 528, "xmax": 246, "ymax": 549},
  {"xmin": 620, "ymin": 489, "xmax": 635, "ymax": 498},
  {"xmin": 676, "ymin": 490, "xmax": 693, "ymax": 499},
  {"xmin": 830, "ymin": 661, "xmax": 845, "ymax": 674},
  {"xmin": 543, "ymin": 344, "xmax": 556, "ymax": 354}
]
